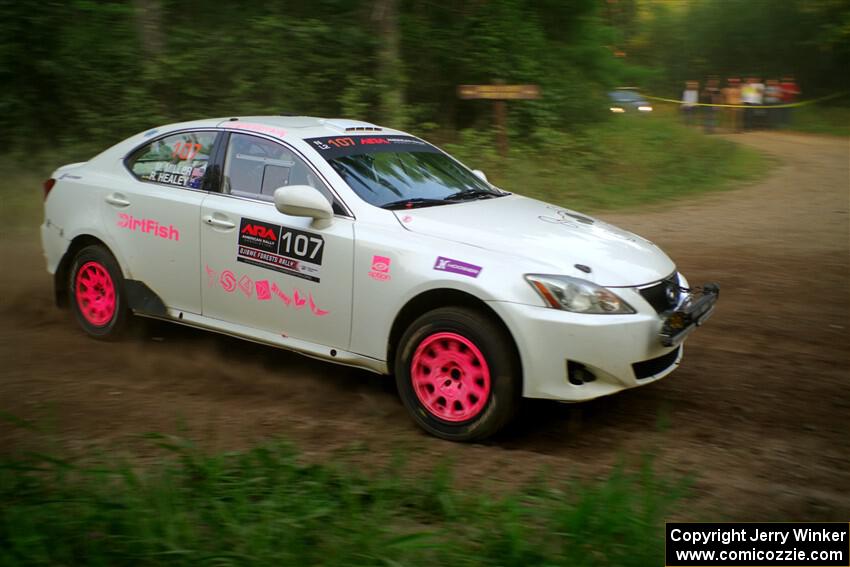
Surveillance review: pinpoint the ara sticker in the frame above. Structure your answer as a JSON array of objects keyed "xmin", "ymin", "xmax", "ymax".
[
  {"xmin": 237, "ymin": 217, "xmax": 324, "ymax": 282},
  {"xmin": 368, "ymin": 255, "xmax": 392, "ymax": 281},
  {"xmin": 433, "ymin": 257, "xmax": 482, "ymax": 278}
]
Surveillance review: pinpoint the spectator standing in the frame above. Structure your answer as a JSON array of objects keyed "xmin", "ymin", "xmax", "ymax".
[
  {"xmin": 780, "ymin": 76, "xmax": 800, "ymax": 126},
  {"xmin": 702, "ymin": 78, "xmax": 721, "ymax": 133},
  {"xmin": 682, "ymin": 81, "xmax": 699, "ymax": 125},
  {"xmin": 764, "ymin": 79, "xmax": 781, "ymax": 128},
  {"xmin": 723, "ymin": 78, "xmax": 743, "ymax": 132},
  {"xmin": 741, "ymin": 78, "xmax": 758, "ymax": 130},
  {"xmin": 752, "ymin": 77, "xmax": 765, "ymax": 128}
]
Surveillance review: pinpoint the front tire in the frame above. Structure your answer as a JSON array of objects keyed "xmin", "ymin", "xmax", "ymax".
[
  {"xmin": 394, "ymin": 307, "xmax": 520, "ymax": 441},
  {"xmin": 69, "ymin": 245, "xmax": 130, "ymax": 339}
]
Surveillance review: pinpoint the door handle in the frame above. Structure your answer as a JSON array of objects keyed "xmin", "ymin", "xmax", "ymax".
[
  {"xmin": 105, "ymin": 194, "xmax": 130, "ymax": 207},
  {"xmin": 202, "ymin": 215, "xmax": 236, "ymax": 230}
]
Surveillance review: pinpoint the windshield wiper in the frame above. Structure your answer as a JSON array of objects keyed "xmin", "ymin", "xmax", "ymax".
[
  {"xmin": 380, "ymin": 197, "xmax": 447, "ymax": 210},
  {"xmin": 443, "ymin": 188, "xmax": 501, "ymax": 201}
]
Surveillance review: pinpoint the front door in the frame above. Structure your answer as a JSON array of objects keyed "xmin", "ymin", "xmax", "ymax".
[{"xmin": 200, "ymin": 132, "xmax": 354, "ymax": 348}]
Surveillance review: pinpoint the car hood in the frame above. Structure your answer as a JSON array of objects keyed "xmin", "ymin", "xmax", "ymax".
[{"xmin": 394, "ymin": 194, "xmax": 675, "ymax": 286}]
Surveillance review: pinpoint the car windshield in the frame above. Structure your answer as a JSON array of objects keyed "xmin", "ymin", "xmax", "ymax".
[
  {"xmin": 609, "ymin": 90, "xmax": 643, "ymax": 102},
  {"xmin": 305, "ymin": 135, "xmax": 504, "ymax": 209}
]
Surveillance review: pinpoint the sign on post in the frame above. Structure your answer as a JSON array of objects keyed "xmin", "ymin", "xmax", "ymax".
[
  {"xmin": 457, "ymin": 84, "xmax": 540, "ymax": 156},
  {"xmin": 457, "ymin": 84, "xmax": 541, "ymax": 100}
]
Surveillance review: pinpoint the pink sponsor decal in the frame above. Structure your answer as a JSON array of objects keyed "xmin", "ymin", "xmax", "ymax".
[
  {"xmin": 205, "ymin": 265, "xmax": 217, "ymax": 287},
  {"xmin": 219, "ymin": 270, "xmax": 236, "ymax": 292},
  {"xmin": 271, "ymin": 282, "xmax": 292, "ymax": 305},
  {"xmin": 293, "ymin": 289, "xmax": 306, "ymax": 309},
  {"xmin": 368, "ymin": 255, "xmax": 392, "ymax": 282},
  {"xmin": 117, "ymin": 213, "xmax": 179, "ymax": 241},
  {"xmin": 308, "ymin": 294, "xmax": 328, "ymax": 316},
  {"xmin": 238, "ymin": 275, "xmax": 253, "ymax": 297},
  {"xmin": 402, "ymin": 215, "xmax": 413, "ymax": 223},
  {"xmin": 211, "ymin": 267, "xmax": 329, "ymax": 317},
  {"xmin": 227, "ymin": 121, "xmax": 286, "ymax": 139},
  {"xmin": 255, "ymin": 280, "xmax": 271, "ymax": 301}
]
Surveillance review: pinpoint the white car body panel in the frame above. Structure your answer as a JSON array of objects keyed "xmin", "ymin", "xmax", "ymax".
[
  {"xmin": 394, "ymin": 195, "xmax": 675, "ymax": 287},
  {"xmin": 41, "ymin": 115, "xmax": 715, "ymax": 406}
]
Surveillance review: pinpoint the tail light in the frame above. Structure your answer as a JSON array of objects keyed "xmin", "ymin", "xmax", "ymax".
[{"xmin": 43, "ymin": 178, "xmax": 56, "ymax": 200}]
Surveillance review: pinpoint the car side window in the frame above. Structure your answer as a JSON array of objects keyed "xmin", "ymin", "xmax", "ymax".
[
  {"xmin": 127, "ymin": 131, "xmax": 217, "ymax": 190},
  {"xmin": 223, "ymin": 133, "xmax": 338, "ymax": 209}
]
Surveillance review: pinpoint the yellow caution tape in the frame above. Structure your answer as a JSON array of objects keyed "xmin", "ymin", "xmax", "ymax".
[{"xmin": 642, "ymin": 91, "xmax": 847, "ymax": 109}]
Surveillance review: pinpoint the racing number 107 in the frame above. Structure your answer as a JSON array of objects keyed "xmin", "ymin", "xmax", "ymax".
[
  {"xmin": 327, "ymin": 137, "xmax": 355, "ymax": 148},
  {"xmin": 172, "ymin": 142, "xmax": 202, "ymax": 160},
  {"xmin": 281, "ymin": 231, "xmax": 323, "ymax": 261}
]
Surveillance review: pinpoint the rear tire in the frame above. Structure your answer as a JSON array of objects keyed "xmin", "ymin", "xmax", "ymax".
[
  {"xmin": 394, "ymin": 306, "xmax": 520, "ymax": 441},
  {"xmin": 69, "ymin": 245, "xmax": 130, "ymax": 339}
]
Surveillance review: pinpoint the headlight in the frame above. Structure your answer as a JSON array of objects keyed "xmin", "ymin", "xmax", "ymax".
[
  {"xmin": 609, "ymin": 106, "xmax": 625, "ymax": 113},
  {"xmin": 638, "ymin": 105, "xmax": 653, "ymax": 112},
  {"xmin": 525, "ymin": 274, "xmax": 635, "ymax": 314}
]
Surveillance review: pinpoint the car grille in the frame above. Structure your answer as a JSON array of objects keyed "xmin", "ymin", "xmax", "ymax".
[
  {"xmin": 632, "ymin": 346, "xmax": 681, "ymax": 380},
  {"xmin": 639, "ymin": 273, "xmax": 681, "ymax": 313}
]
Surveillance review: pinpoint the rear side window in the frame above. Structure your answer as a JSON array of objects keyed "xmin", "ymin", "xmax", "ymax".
[
  {"xmin": 127, "ymin": 131, "xmax": 217, "ymax": 189},
  {"xmin": 223, "ymin": 133, "xmax": 335, "ymax": 205}
]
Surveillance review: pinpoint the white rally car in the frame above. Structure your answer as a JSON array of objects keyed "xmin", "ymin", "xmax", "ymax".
[{"xmin": 41, "ymin": 116, "xmax": 718, "ymax": 441}]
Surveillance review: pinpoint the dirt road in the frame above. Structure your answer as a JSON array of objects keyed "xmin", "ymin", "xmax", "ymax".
[{"xmin": 1, "ymin": 131, "xmax": 847, "ymax": 520}]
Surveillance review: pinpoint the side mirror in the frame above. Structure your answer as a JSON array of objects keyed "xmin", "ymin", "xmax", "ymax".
[
  {"xmin": 472, "ymin": 169, "xmax": 488, "ymax": 183},
  {"xmin": 274, "ymin": 185, "xmax": 334, "ymax": 229}
]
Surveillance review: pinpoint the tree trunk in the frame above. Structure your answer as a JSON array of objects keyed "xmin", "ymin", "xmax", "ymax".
[
  {"xmin": 373, "ymin": 0, "xmax": 405, "ymax": 127},
  {"xmin": 133, "ymin": 0, "xmax": 164, "ymax": 58}
]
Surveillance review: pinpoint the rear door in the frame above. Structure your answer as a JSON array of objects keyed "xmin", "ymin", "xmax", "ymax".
[
  {"xmin": 105, "ymin": 130, "xmax": 221, "ymax": 314},
  {"xmin": 200, "ymin": 132, "xmax": 354, "ymax": 348}
]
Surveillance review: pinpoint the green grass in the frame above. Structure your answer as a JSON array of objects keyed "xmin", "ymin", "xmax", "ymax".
[
  {"xmin": 0, "ymin": 168, "xmax": 46, "ymax": 236},
  {"xmin": 444, "ymin": 114, "xmax": 771, "ymax": 212},
  {"xmin": 0, "ymin": 435, "xmax": 690, "ymax": 566},
  {"xmin": 784, "ymin": 104, "xmax": 850, "ymax": 137}
]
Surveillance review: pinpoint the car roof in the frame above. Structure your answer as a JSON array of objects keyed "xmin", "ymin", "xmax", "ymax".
[{"xmin": 151, "ymin": 116, "xmax": 405, "ymax": 142}]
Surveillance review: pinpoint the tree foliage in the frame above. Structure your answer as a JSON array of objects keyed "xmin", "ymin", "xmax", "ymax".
[
  {"xmin": 0, "ymin": 0, "xmax": 846, "ymax": 151},
  {"xmin": 0, "ymin": 0, "xmax": 628, "ymax": 150},
  {"xmin": 620, "ymin": 0, "xmax": 850, "ymax": 96}
]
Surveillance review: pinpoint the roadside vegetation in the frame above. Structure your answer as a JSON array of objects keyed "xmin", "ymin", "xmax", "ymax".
[
  {"xmin": 443, "ymin": 114, "xmax": 770, "ymax": 211},
  {"xmin": 0, "ymin": 433, "xmax": 689, "ymax": 566},
  {"xmin": 785, "ymin": 105, "xmax": 850, "ymax": 138}
]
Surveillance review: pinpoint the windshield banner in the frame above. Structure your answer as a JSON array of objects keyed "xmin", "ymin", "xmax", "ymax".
[{"xmin": 305, "ymin": 135, "xmax": 440, "ymax": 160}]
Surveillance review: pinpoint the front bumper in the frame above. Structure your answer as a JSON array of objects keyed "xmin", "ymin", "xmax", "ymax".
[{"xmin": 487, "ymin": 284, "xmax": 716, "ymax": 402}]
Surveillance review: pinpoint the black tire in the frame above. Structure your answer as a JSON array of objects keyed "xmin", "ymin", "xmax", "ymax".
[
  {"xmin": 394, "ymin": 306, "xmax": 520, "ymax": 441},
  {"xmin": 68, "ymin": 245, "xmax": 130, "ymax": 339}
]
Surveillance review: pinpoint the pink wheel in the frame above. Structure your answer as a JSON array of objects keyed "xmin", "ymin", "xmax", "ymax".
[
  {"xmin": 410, "ymin": 331, "xmax": 492, "ymax": 422},
  {"xmin": 396, "ymin": 307, "xmax": 520, "ymax": 441},
  {"xmin": 74, "ymin": 261, "xmax": 117, "ymax": 327}
]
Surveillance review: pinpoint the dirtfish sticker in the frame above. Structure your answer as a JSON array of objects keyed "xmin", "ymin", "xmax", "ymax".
[
  {"xmin": 237, "ymin": 217, "xmax": 324, "ymax": 282},
  {"xmin": 433, "ymin": 257, "xmax": 481, "ymax": 278},
  {"xmin": 117, "ymin": 213, "xmax": 179, "ymax": 241}
]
